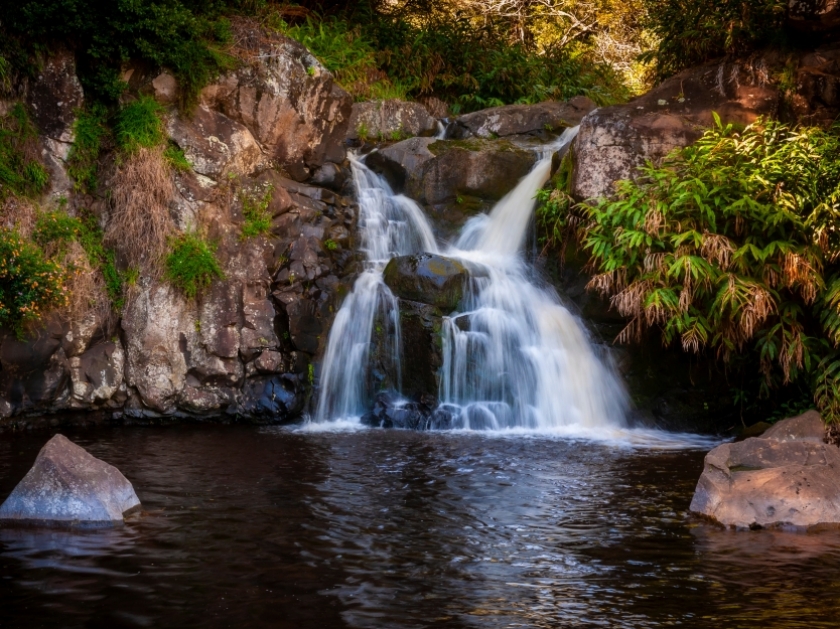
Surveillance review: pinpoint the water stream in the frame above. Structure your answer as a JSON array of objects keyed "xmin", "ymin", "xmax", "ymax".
[{"xmin": 316, "ymin": 129, "xmax": 627, "ymax": 430}]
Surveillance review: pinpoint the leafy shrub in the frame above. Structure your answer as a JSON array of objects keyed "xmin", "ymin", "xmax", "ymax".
[
  {"xmin": 67, "ymin": 105, "xmax": 109, "ymax": 193},
  {"xmin": 0, "ymin": 228, "xmax": 68, "ymax": 337},
  {"xmin": 0, "ymin": 0, "xmax": 236, "ymax": 108},
  {"xmin": 0, "ymin": 103, "xmax": 49, "ymax": 200},
  {"xmin": 543, "ymin": 116, "xmax": 840, "ymax": 419},
  {"xmin": 273, "ymin": 10, "xmax": 629, "ymax": 112},
  {"xmin": 240, "ymin": 185, "xmax": 273, "ymax": 240},
  {"xmin": 165, "ymin": 231, "xmax": 224, "ymax": 298},
  {"xmin": 116, "ymin": 97, "xmax": 166, "ymax": 153},
  {"xmin": 640, "ymin": 0, "xmax": 788, "ymax": 79}
]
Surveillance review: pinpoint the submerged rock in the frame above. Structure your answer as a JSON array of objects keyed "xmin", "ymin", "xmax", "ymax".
[
  {"xmin": 361, "ymin": 391, "xmax": 455, "ymax": 430},
  {"xmin": 0, "ymin": 434, "xmax": 141, "ymax": 527},
  {"xmin": 690, "ymin": 411, "xmax": 840, "ymax": 529},
  {"xmin": 383, "ymin": 253, "xmax": 472, "ymax": 311}
]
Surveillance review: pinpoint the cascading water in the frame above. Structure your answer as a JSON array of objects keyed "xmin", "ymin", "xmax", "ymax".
[
  {"xmin": 314, "ymin": 128, "xmax": 628, "ymax": 430},
  {"xmin": 314, "ymin": 160, "xmax": 437, "ymax": 422}
]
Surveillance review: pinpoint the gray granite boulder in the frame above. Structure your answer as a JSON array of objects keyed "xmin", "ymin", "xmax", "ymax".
[
  {"xmin": 690, "ymin": 411, "xmax": 840, "ymax": 529},
  {"xmin": 451, "ymin": 96, "xmax": 596, "ymax": 139},
  {"xmin": 0, "ymin": 434, "xmax": 141, "ymax": 527},
  {"xmin": 347, "ymin": 100, "xmax": 438, "ymax": 141}
]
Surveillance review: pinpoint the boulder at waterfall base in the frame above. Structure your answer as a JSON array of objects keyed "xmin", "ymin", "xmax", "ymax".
[
  {"xmin": 0, "ymin": 435, "xmax": 141, "ymax": 527},
  {"xmin": 690, "ymin": 412, "xmax": 840, "ymax": 529}
]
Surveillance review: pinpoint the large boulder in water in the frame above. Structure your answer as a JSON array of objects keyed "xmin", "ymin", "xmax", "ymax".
[
  {"xmin": 690, "ymin": 411, "xmax": 840, "ymax": 529},
  {"xmin": 449, "ymin": 96, "xmax": 596, "ymax": 139},
  {"xmin": 383, "ymin": 253, "xmax": 472, "ymax": 311},
  {"xmin": 0, "ymin": 434, "xmax": 141, "ymax": 527}
]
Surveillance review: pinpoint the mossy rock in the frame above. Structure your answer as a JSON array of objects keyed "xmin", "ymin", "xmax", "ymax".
[{"xmin": 383, "ymin": 253, "xmax": 472, "ymax": 311}]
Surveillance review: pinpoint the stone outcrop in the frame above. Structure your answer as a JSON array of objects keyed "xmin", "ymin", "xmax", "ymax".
[
  {"xmin": 449, "ymin": 96, "xmax": 596, "ymax": 139},
  {"xmin": 347, "ymin": 100, "xmax": 439, "ymax": 141},
  {"xmin": 690, "ymin": 411, "xmax": 840, "ymax": 529},
  {"xmin": 0, "ymin": 18, "xmax": 358, "ymax": 427},
  {"xmin": 0, "ymin": 434, "xmax": 141, "ymax": 527},
  {"xmin": 570, "ymin": 45, "xmax": 840, "ymax": 201},
  {"xmin": 368, "ymin": 137, "xmax": 537, "ymax": 238}
]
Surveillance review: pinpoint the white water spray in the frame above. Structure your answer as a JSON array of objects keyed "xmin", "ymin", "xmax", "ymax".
[{"xmin": 315, "ymin": 128, "xmax": 628, "ymax": 430}]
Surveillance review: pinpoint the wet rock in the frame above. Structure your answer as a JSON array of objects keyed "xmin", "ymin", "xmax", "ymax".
[
  {"xmin": 365, "ymin": 137, "xmax": 437, "ymax": 192},
  {"xmin": 383, "ymin": 253, "xmax": 471, "ymax": 310},
  {"xmin": 69, "ymin": 341, "xmax": 125, "ymax": 405},
  {"xmin": 397, "ymin": 300, "xmax": 446, "ymax": 400},
  {"xmin": 417, "ymin": 139, "xmax": 537, "ymax": 205},
  {"xmin": 690, "ymin": 411, "xmax": 840, "ymax": 529},
  {"xmin": 0, "ymin": 434, "xmax": 140, "ymax": 527},
  {"xmin": 238, "ymin": 374, "xmax": 306, "ymax": 422},
  {"xmin": 451, "ymin": 96, "xmax": 596, "ymax": 139},
  {"xmin": 347, "ymin": 100, "xmax": 438, "ymax": 141},
  {"xmin": 361, "ymin": 391, "xmax": 454, "ymax": 430}
]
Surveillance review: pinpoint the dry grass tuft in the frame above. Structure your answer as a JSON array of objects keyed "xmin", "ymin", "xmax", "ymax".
[
  {"xmin": 61, "ymin": 240, "xmax": 113, "ymax": 329},
  {"xmin": 106, "ymin": 146, "xmax": 174, "ymax": 274},
  {"xmin": 0, "ymin": 196, "xmax": 38, "ymax": 237}
]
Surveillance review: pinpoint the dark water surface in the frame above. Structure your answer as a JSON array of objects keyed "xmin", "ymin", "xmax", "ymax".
[{"xmin": 1, "ymin": 425, "xmax": 839, "ymax": 628}]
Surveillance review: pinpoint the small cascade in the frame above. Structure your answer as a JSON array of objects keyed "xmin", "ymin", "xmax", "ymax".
[
  {"xmin": 314, "ymin": 159, "xmax": 436, "ymax": 422},
  {"xmin": 315, "ymin": 128, "xmax": 628, "ymax": 430}
]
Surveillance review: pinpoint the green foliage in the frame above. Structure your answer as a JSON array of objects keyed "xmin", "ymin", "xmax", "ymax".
[
  {"xmin": 0, "ymin": 228, "xmax": 68, "ymax": 337},
  {"xmin": 553, "ymin": 116, "xmax": 840, "ymax": 420},
  {"xmin": 0, "ymin": 103, "xmax": 49, "ymax": 200},
  {"xmin": 240, "ymin": 185, "xmax": 273, "ymax": 240},
  {"xmin": 0, "ymin": 0, "xmax": 238, "ymax": 108},
  {"xmin": 33, "ymin": 210, "xmax": 129, "ymax": 310},
  {"xmin": 67, "ymin": 105, "xmax": 109, "ymax": 193},
  {"xmin": 323, "ymin": 239, "xmax": 338, "ymax": 251},
  {"xmin": 273, "ymin": 10, "xmax": 628, "ymax": 112},
  {"xmin": 165, "ymin": 231, "xmax": 224, "ymax": 298},
  {"xmin": 164, "ymin": 144, "xmax": 191, "ymax": 171},
  {"xmin": 535, "ymin": 147, "xmax": 576, "ymax": 255},
  {"xmin": 116, "ymin": 97, "xmax": 165, "ymax": 153},
  {"xmin": 640, "ymin": 0, "xmax": 788, "ymax": 79}
]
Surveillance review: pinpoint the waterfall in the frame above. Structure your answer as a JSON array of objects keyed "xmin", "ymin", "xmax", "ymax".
[
  {"xmin": 314, "ymin": 128, "xmax": 628, "ymax": 430},
  {"xmin": 314, "ymin": 159, "xmax": 436, "ymax": 422}
]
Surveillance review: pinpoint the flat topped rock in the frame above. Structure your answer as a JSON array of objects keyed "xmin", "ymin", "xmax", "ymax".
[
  {"xmin": 0, "ymin": 434, "xmax": 141, "ymax": 527},
  {"xmin": 690, "ymin": 412, "xmax": 840, "ymax": 530}
]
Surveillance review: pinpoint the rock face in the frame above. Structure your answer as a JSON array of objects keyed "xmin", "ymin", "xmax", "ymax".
[
  {"xmin": 347, "ymin": 100, "xmax": 439, "ymax": 141},
  {"xmin": 690, "ymin": 411, "xmax": 840, "ymax": 529},
  {"xmin": 449, "ymin": 96, "xmax": 596, "ymax": 139},
  {"xmin": 0, "ymin": 18, "xmax": 358, "ymax": 427},
  {"xmin": 0, "ymin": 434, "xmax": 141, "ymax": 527},
  {"xmin": 571, "ymin": 47, "xmax": 840, "ymax": 201}
]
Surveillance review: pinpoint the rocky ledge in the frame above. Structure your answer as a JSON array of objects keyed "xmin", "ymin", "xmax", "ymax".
[{"xmin": 690, "ymin": 411, "xmax": 840, "ymax": 529}]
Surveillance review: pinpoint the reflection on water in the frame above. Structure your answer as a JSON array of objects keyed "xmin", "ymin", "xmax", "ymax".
[{"xmin": 1, "ymin": 426, "xmax": 839, "ymax": 628}]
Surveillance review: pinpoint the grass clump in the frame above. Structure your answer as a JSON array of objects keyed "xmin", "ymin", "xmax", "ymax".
[
  {"xmin": 67, "ymin": 105, "xmax": 109, "ymax": 193},
  {"xmin": 0, "ymin": 228, "xmax": 68, "ymax": 337},
  {"xmin": 0, "ymin": 103, "xmax": 49, "ymax": 200},
  {"xmin": 116, "ymin": 97, "xmax": 166, "ymax": 153},
  {"xmin": 240, "ymin": 185, "xmax": 273, "ymax": 240},
  {"xmin": 107, "ymin": 145, "xmax": 175, "ymax": 273},
  {"xmin": 165, "ymin": 231, "xmax": 224, "ymax": 298},
  {"xmin": 164, "ymin": 144, "xmax": 191, "ymax": 171},
  {"xmin": 545, "ymin": 115, "xmax": 840, "ymax": 420}
]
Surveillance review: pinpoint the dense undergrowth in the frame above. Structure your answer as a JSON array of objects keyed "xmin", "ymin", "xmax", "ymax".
[{"xmin": 538, "ymin": 117, "xmax": 840, "ymax": 421}]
